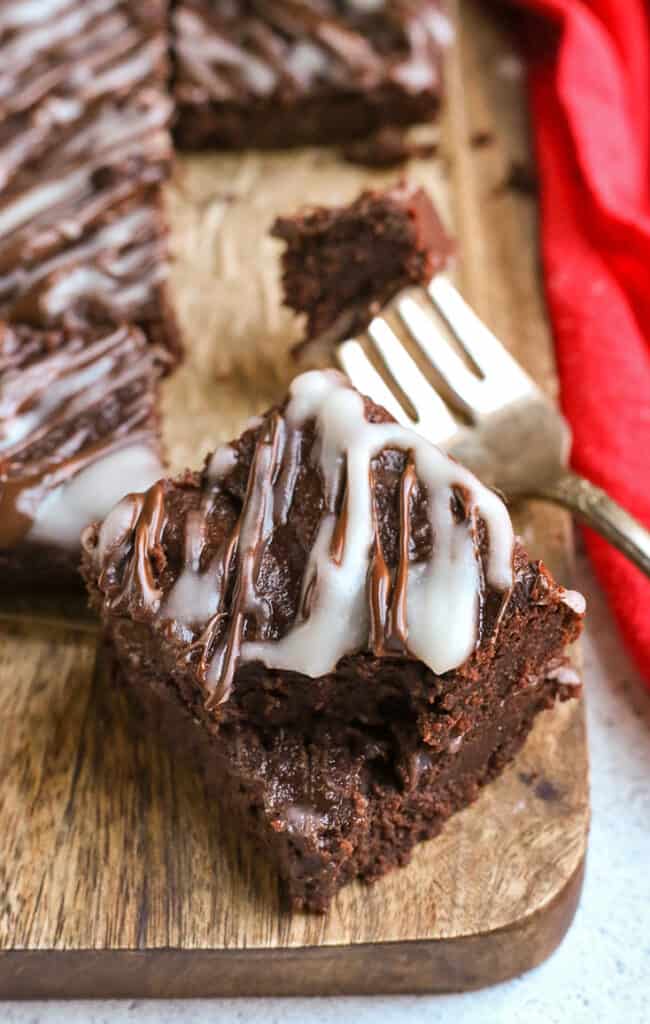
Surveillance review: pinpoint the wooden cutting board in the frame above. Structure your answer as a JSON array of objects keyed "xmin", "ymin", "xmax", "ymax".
[{"xmin": 0, "ymin": 0, "xmax": 589, "ymax": 998}]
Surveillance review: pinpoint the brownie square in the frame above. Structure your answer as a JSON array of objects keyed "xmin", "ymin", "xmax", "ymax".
[
  {"xmin": 0, "ymin": 322, "xmax": 168, "ymax": 588},
  {"xmin": 83, "ymin": 370, "xmax": 584, "ymax": 908},
  {"xmin": 0, "ymin": 1, "xmax": 180, "ymax": 361},
  {"xmin": 172, "ymin": 0, "xmax": 450, "ymax": 150}
]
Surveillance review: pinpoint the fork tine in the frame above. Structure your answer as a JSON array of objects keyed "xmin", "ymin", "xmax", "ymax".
[
  {"xmin": 366, "ymin": 318, "xmax": 458, "ymax": 440},
  {"xmin": 337, "ymin": 339, "xmax": 412, "ymax": 426},
  {"xmin": 396, "ymin": 295, "xmax": 483, "ymax": 418},
  {"xmin": 428, "ymin": 275, "xmax": 533, "ymax": 390}
]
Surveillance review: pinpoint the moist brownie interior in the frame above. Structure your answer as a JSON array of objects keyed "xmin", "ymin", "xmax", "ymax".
[{"xmin": 273, "ymin": 183, "xmax": 453, "ymax": 354}]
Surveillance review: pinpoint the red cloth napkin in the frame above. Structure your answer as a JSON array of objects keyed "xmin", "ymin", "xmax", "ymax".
[{"xmin": 512, "ymin": 0, "xmax": 650, "ymax": 686}]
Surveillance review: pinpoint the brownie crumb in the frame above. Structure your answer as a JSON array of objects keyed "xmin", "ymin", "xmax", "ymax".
[
  {"xmin": 498, "ymin": 160, "xmax": 539, "ymax": 195},
  {"xmin": 343, "ymin": 129, "xmax": 438, "ymax": 169},
  {"xmin": 534, "ymin": 778, "xmax": 562, "ymax": 802},
  {"xmin": 469, "ymin": 130, "xmax": 494, "ymax": 149}
]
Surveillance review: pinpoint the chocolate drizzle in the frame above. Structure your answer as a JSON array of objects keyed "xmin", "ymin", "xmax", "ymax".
[
  {"xmin": 329, "ymin": 486, "xmax": 348, "ymax": 566},
  {"xmin": 88, "ymin": 371, "xmax": 516, "ymax": 710},
  {"xmin": 369, "ymin": 455, "xmax": 416, "ymax": 656},
  {"xmin": 173, "ymin": 1, "xmax": 448, "ymax": 105},
  {"xmin": 129, "ymin": 481, "xmax": 168, "ymax": 611},
  {"xmin": 203, "ymin": 412, "xmax": 286, "ymax": 708},
  {"xmin": 390, "ymin": 455, "xmax": 417, "ymax": 650},
  {"xmin": 368, "ymin": 464, "xmax": 393, "ymax": 655}
]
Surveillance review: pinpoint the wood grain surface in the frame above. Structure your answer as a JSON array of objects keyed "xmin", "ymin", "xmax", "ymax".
[{"xmin": 0, "ymin": 0, "xmax": 589, "ymax": 997}]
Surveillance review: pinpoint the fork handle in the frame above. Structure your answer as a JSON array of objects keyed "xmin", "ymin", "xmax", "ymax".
[{"xmin": 531, "ymin": 470, "xmax": 650, "ymax": 578}]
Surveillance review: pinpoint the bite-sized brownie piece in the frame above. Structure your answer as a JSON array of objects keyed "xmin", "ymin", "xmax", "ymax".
[
  {"xmin": 0, "ymin": 1, "xmax": 180, "ymax": 362},
  {"xmin": 172, "ymin": 1, "xmax": 451, "ymax": 150},
  {"xmin": 272, "ymin": 182, "xmax": 453, "ymax": 355},
  {"xmin": 0, "ymin": 322, "xmax": 168, "ymax": 588},
  {"xmin": 83, "ymin": 370, "xmax": 584, "ymax": 907}
]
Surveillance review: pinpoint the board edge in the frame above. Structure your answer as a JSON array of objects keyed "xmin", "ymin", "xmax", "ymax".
[{"xmin": 0, "ymin": 855, "xmax": 585, "ymax": 998}]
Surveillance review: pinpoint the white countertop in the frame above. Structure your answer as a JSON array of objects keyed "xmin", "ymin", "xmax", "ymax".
[{"xmin": 3, "ymin": 546, "xmax": 649, "ymax": 1024}]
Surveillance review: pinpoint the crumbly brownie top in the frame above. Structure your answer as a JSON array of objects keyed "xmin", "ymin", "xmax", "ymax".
[
  {"xmin": 0, "ymin": 322, "xmax": 167, "ymax": 550},
  {"xmin": 0, "ymin": 1, "xmax": 173, "ymax": 333},
  {"xmin": 84, "ymin": 370, "xmax": 521, "ymax": 707},
  {"xmin": 173, "ymin": 0, "xmax": 451, "ymax": 106}
]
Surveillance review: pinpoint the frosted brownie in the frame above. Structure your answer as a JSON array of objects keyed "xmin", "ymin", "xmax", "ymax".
[
  {"xmin": 0, "ymin": 322, "xmax": 167, "ymax": 588},
  {"xmin": 0, "ymin": 1, "xmax": 180, "ymax": 360},
  {"xmin": 83, "ymin": 371, "xmax": 584, "ymax": 908},
  {"xmin": 172, "ymin": 0, "xmax": 450, "ymax": 149}
]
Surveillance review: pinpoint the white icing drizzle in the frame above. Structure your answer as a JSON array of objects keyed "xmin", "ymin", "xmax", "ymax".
[
  {"xmin": 448, "ymin": 734, "xmax": 464, "ymax": 754},
  {"xmin": 346, "ymin": 0, "xmax": 386, "ymax": 11},
  {"xmin": 560, "ymin": 588, "xmax": 587, "ymax": 616},
  {"xmin": 163, "ymin": 509, "xmax": 221, "ymax": 627},
  {"xmin": 174, "ymin": 0, "xmax": 446, "ymax": 104},
  {"xmin": 164, "ymin": 565, "xmax": 222, "ymax": 628},
  {"xmin": 546, "ymin": 663, "xmax": 581, "ymax": 688},
  {"xmin": 240, "ymin": 371, "xmax": 514, "ymax": 678},
  {"xmin": 1, "ymin": 206, "xmax": 164, "ymax": 321},
  {"xmin": 28, "ymin": 443, "xmax": 163, "ymax": 548},
  {"xmin": 285, "ymin": 42, "xmax": 330, "ymax": 87},
  {"xmin": 85, "ymin": 39, "xmax": 163, "ymax": 98},
  {"xmin": 45, "ymin": 264, "xmax": 157, "ymax": 318},
  {"xmin": 207, "ymin": 444, "xmax": 238, "ymax": 480},
  {"xmin": 0, "ymin": 170, "xmax": 87, "ymax": 239},
  {"xmin": 175, "ymin": 9, "xmax": 277, "ymax": 97},
  {"xmin": 95, "ymin": 493, "xmax": 144, "ymax": 564},
  {"xmin": 0, "ymin": 0, "xmax": 76, "ymax": 30},
  {"xmin": 0, "ymin": 351, "xmax": 110, "ymax": 451},
  {"xmin": 424, "ymin": 9, "xmax": 455, "ymax": 47}
]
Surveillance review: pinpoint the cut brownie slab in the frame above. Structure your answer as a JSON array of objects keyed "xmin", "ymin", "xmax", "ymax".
[
  {"xmin": 272, "ymin": 182, "xmax": 453, "ymax": 355},
  {"xmin": 0, "ymin": 1, "xmax": 180, "ymax": 361},
  {"xmin": 83, "ymin": 370, "xmax": 584, "ymax": 909},
  {"xmin": 172, "ymin": 1, "xmax": 450, "ymax": 149},
  {"xmin": 0, "ymin": 322, "xmax": 168, "ymax": 588}
]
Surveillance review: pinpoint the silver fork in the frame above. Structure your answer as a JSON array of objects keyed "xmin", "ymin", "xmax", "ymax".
[{"xmin": 337, "ymin": 274, "xmax": 650, "ymax": 577}]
